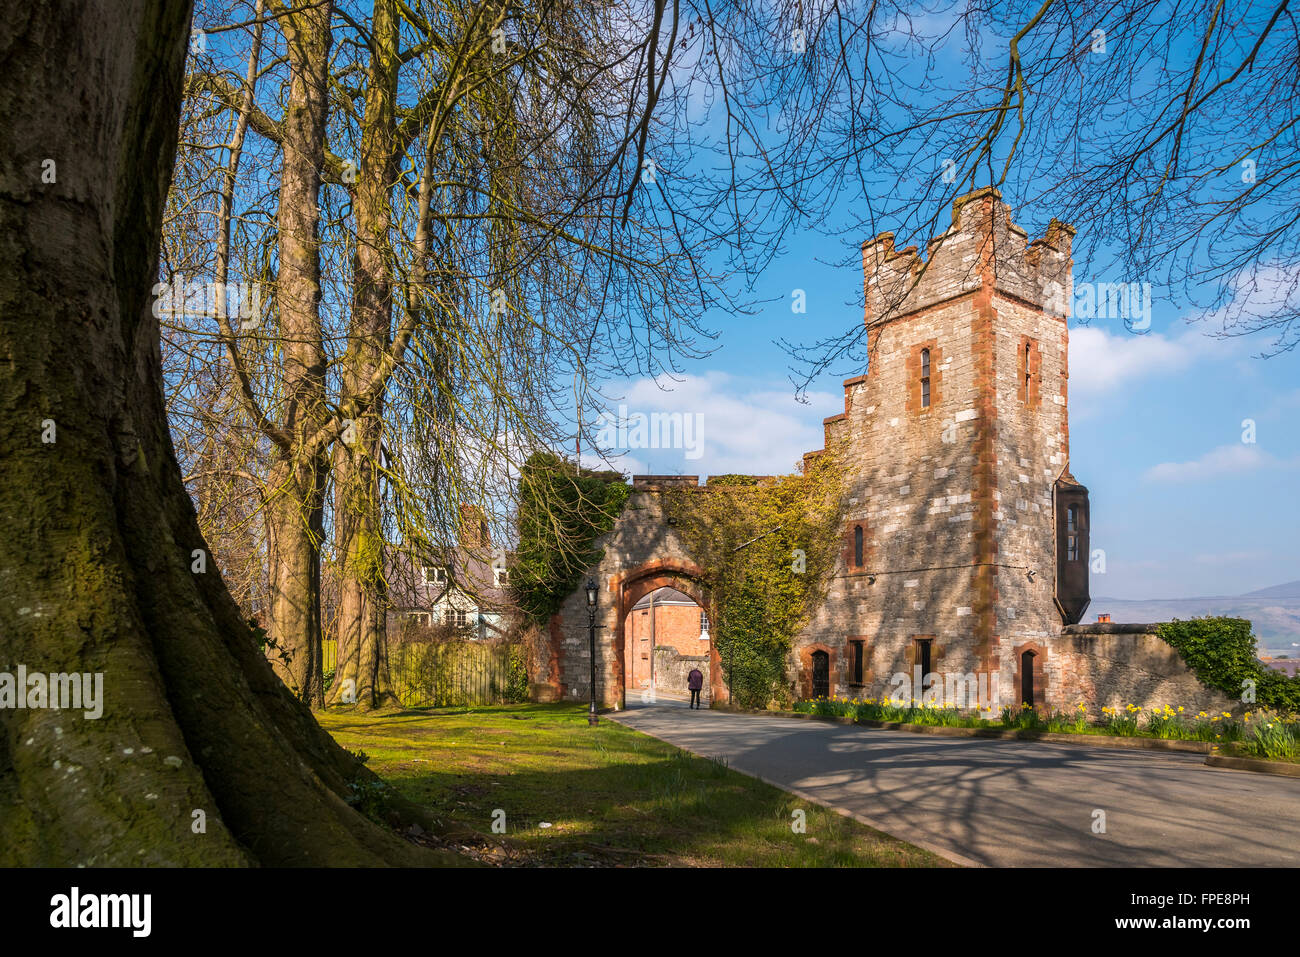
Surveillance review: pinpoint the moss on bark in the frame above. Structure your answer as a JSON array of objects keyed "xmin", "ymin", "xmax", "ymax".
[{"xmin": 0, "ymin": 0, "xmax": 463, "ymax": 866}]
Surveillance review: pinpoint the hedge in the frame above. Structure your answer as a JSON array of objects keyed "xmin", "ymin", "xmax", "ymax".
[{"xmin": 1157, "ymin": 617, "xmax": 1300, "ymax": 713}]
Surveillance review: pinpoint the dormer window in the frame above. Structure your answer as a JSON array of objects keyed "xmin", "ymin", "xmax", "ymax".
[
  {"xmin": 421, "ymin": 565, "xmax": 447, "ymax": 587},
  {"xmin": 494, "ymin": 567, "xmax": 509, "ymax": 588},
  {"xmin": 920, "ymin": 348, "xmax": 931, "ymax": 409}
]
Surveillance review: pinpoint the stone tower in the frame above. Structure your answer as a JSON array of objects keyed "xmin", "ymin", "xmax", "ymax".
[{"xmin": 796, "ymin": 187, "xmax": 1088, "ymax": 708}]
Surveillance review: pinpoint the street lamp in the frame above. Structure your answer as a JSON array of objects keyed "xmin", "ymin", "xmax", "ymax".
[{"xmin": 585, "ymin": 579, "xmax": 599, "ymax": 726}]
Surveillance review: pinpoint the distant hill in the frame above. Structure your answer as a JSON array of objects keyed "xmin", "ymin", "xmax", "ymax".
[
  {"xmin": 1240, "ymin": 580, "xmax": 1300, "ymax": 600},
  {"xmin": 1090, "ymin": 581, "xmax": 1300, "ymax": 656}
]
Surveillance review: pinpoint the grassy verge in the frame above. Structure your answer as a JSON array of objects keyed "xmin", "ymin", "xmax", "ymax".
[
  {"xmin": 792, "ymin": 697, "xmax": 1300, "ymax": 759},
  {"xmin": 318, "ymin": 703, "xmax": 952, "ymax": 867}
]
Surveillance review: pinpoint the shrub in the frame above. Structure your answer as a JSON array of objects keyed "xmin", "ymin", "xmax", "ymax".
[{"xmin": 1157, "ymin": 617, "xmax": 1300, "ymax": 713}]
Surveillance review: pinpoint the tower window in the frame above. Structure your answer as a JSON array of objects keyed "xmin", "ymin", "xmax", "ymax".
[
  {"xmin": 853, "ymin": 525, "xmax": 864, "ymax": 568},
  {"xmin": 851, "ymin": 640, "xmax": 865, "ymax": 684},
  {"xmin": 920, "ymin": 348, "xmax": 931, "ymax": 409},
  {"xmin": 1020, "ymin": 337, "xmax": 1041, "ymax": 407}
]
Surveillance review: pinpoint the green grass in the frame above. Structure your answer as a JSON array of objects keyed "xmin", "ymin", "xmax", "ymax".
[{"xmin": 318, "ymin": 703, "xmax": 952, "ymax": 868}]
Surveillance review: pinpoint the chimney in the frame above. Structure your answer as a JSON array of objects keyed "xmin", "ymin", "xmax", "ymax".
[
  {"xmin": 459, "ymin": 504, "xmax": 489, "ymax": 548},
  {"xmin": 1096, "ymin": 613, "xmax": 1111, "ymax": 623}
]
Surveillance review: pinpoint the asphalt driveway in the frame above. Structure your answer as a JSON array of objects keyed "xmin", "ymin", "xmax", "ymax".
[{"xmin": 612, "ymin": 697, "xmax": 1300, "ymax": 866}]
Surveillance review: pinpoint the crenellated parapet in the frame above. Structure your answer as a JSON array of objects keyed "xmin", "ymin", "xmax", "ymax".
[{"xmin": 861, "ymin": 187, "xmax": 1075, "ymax": 328}]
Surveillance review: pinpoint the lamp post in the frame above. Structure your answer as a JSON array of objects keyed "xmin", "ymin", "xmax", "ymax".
[{"xmin": 585, "ymin": 578, "xmax": 599, "ymax": 726}]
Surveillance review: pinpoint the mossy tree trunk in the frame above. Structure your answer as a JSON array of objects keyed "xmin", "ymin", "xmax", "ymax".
[
  {"xmin": 0, "ymin": 0, "xmax": 456, "ymax": 866},
  {"xmin": 262, "ymin": 0, "xmax": 335, "ymax": 708},
  {"xmin": 327, "ymin": 0, "xmax": 400, "ymax": 710}
]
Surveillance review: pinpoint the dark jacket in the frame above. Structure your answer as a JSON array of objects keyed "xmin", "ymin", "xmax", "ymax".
[{"xmin": 687, "ymin": 668, "xmax": 704, "ymax": 691}]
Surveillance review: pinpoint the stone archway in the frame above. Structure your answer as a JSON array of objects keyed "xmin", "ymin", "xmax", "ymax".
[{"xmin": 611, "ymin": 559, "xmax": 721, "ymax": 707}]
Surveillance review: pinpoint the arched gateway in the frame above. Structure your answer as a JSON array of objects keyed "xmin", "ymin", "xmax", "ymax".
[
  {"xmin": 526, "ymin": 476, "xmax": 724, "ymax": 709},
  {"xmin": 613, "ymin": 560, "xmax": 720, "ymax": 707}
]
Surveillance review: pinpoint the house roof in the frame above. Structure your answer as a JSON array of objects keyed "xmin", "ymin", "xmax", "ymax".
[
  {"xmin": 387, "ymin": 545, "xmax": 515, "ymax": 614},
  {"xmin": 632, "ymin": 586, "xmax": 698, "ymax": 609}
]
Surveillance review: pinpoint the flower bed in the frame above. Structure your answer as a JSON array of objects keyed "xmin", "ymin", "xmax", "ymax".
[{"xmin": 791, "ymin": 697, "xmax": 1300, "ymax": 759}]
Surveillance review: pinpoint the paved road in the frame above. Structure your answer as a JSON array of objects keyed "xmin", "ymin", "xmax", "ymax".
[{"xmin": 612, "ymin": 697, "xmax": 1300, "ymax": 866}]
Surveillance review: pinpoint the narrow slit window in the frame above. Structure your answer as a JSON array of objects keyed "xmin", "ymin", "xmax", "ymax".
[
  {"xmin": 1024, "ymin": 343, "xmax": 1033, "ymax": 395},
  {"xmin": 853, "ymin": 525, "xmax": 864, "ymax": 568},
  {"xmin": 920, "ymin": 348, "xmax": 931, "ymax": 409}
]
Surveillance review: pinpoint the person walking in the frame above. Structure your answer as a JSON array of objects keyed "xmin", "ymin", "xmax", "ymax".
[{"xmin": 687, "ymin": 667, "xmax": 704, "ymax": 709}]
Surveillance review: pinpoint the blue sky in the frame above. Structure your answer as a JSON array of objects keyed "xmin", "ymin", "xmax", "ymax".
[
  {"xmin": 592, "ymin": 219, "xmax": 1300, "ymax": 601},
  {"xmin": 186, "ymin": 2, "xmax": 1299, "ymax": 601},
  {"xmin": 582, "ymin": 1, "xmax": 1300, "ymax": 602}
]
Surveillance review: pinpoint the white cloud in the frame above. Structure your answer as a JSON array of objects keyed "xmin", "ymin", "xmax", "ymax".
[
  {"xmin": 597, "ymin": 372, "xmax": 841, "ymax": 476},
  {"xmin": 1142, "ymin": 443, "xmax": 1274, "ymax": 483},
  {"xmin": 1067, "ymin": 326, "xmax": 1223, "ymax": 406}
]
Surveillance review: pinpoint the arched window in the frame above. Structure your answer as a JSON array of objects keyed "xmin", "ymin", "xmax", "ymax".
[
  {"xmin": 1024, "ymin": 343, "xmax": 1033, "ymax": 394},
  {"xmin": 853, "ymin": 525, "xmax": 864, "ymax": 567},
  {"xmin": 920, "ymin": 348, "xmax": 931, "ymax": 409}
]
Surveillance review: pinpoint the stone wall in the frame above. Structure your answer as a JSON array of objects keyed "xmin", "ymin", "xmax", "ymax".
[
  {"xmin": 1044, "ymin": 624, "xmax": 1237, "ymax": 714},
  {"xmin": 653, "ymin": 645, "xmax": 710, "ymax": 700}
]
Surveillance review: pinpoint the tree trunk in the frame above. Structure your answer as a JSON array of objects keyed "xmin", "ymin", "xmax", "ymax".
[
  {"xmin": 265, "ymin": 0, "xmax": 335, "ymax": 706},
  {"xmin": 0, "ymin": 0, "xmax": 458, "ymax": 866},
  {"xmin": 328, "ymin": 415, "xmax": 396, "ymax": 710},
  {"xmin": 328, "ymin": 0, "xmax": 399, "ymax": 710},
  {"xmin": 265, "ymin": 456, "xmax": 327, "ymax": 705}
]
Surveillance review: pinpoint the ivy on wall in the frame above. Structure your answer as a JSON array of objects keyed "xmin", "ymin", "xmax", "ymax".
[
  {"xmin": 1157, "ymin": 617, "xmax": 1300, "ymax": 712},
  {"xmin": 511, "ymin": 452, "xmax": 630, "ymax": 624},
  {"xmin": 666, "ymin": 449, "xmax": 848, "ymax": 709}
]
